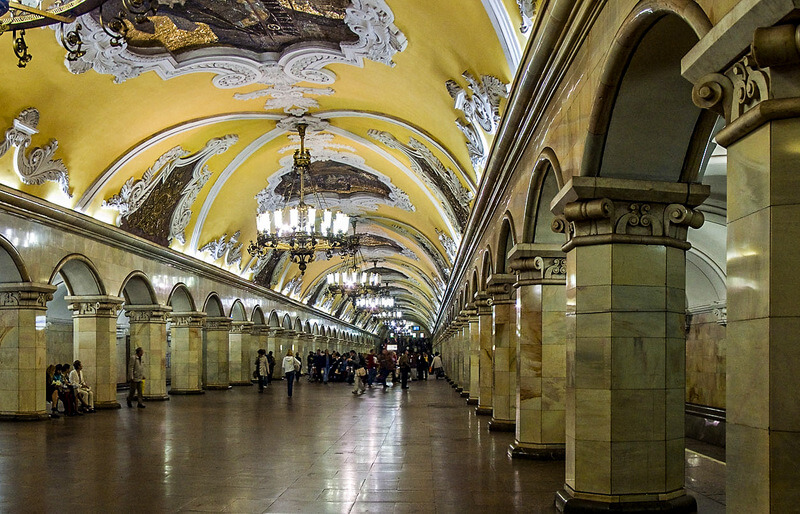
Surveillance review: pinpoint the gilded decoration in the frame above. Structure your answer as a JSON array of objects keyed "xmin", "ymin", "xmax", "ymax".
[{"xmin": 111, "ymin": 0, "xmax": 355, "ymax": 54}]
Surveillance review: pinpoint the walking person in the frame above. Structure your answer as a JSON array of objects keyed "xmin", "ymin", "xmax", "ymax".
[
  {"xmin": 352, "ymin": 362, "xmax": 367, "ymax": 395},
  {"xmin": 398, "ymin": 350, "xmax": 411, "ymax": 389},
  {"xmin": 365, "ymin": 349, "xmax": 377, "ymax": 387},
  {"xmin": 430, "ymin": 352, "xmax": 444, "ymax": 379},
  {"xmin": 256, "ymin": 349, "xmax": 269, "ymax": 392},
  {"xmin": 127, "ymin": 347, "xmax": 146, "ymax": 408},
  {"xmin": 417, "ymin": 352, "xmax": 429, "ymax": 380},
  {"xmin": 282, "ymin": 350, "xmax": 301, "ymax": 397}
]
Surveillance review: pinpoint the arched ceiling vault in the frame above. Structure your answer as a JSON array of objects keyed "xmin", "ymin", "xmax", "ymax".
[{"xmin": 0, "ymin": 0, "xmax": 532, "ymax": 333}]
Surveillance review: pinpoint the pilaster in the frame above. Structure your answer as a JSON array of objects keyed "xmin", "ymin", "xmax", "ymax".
[
  {"xmin": 551, "ymin": 178, "xmax": 708, "ymax": 512},
  {"xmin": 203, "ymin": 316, "xmax": 232, "ymax": 390},
  {"xmin": 475, "ymin": 292, "xmax": 493, "ymax": 415},
  {"xmin": 67, "ymin": 295, "xmax": 124, "ymax": 409},
  {"xmin": 487, "ymin": 273, "xmax": 517, "ymax": 432},
  {"xmin": 229, "ymin": 321, "xmax": 255, "ymax": 386},
  {"xmin": 0, "ymin": 283, "xmax": 56, "ymax": 420},
  {"xmin": 126, "ymin": 304, "xmax": 172, "ymax": 401},
  {"xmin": 168, "ymin": 311, "xmax": 205, "ymax": 395},
  {"xmin": 688, "ymin": 19, "xmax": 800, "ymax": 513},
  {"xmin": 506, "ymin": 245, "xmax": 567, "ymax": 460}
]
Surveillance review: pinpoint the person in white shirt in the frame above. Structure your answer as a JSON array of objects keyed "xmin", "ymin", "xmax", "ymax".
[
  {"xmin": 69, "ymin": 360, "xmax": 95, "ymax": 413},
  {"xmin": 282, "ymin": 350, "xmax": 301, "ymax": 397}
]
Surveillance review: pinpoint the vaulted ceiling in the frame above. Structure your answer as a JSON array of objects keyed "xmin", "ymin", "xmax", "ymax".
[{"xmin": 0, "ymin": 0, "xmax": 534, "ymax": 332}]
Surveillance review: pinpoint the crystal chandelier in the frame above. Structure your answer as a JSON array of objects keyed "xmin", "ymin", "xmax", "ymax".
[
  {"xmin": 356, "ymin": 293, "xmax": 394, "ymax": 311},
  {"xmin": 376, "ymin": 310, "xmax": 402, "ymax": 319},
  {"xmin": 248, "ymin": 124, "xmax": 357, "ymax": 275},
  {"xmin": 327, "ymin": 256, "xmax": 382, "ymax": 303}
]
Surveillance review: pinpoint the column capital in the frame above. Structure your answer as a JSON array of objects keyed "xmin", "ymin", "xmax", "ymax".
[
  {"xmin": 691, "ymin": 23, "xmax": 800, "ymax": 147},
  {"xmin": 169, "ymin": 311, "xmax": 206, "ymax": 328},
  {"xmin": 508, "ymin": 244, "xmax": 566, "ymax": 285},
  {"xmin": 230, "ymin": 321, "xmax": 255, "ymax": 334},
  {"xmin": 487, "ymin": 273, "xmax": 516, "ymax": 304},
  {"xmin": 551, "ymin": 177, "xmax": 709, "ymax": 252},
  {"xmin": 66, "ymin": 295, "xmax": 124, "ymax": 317},
  {"xmin": 0, "ymin": 282, "xmax": 57, "ymax": 310},
  {"xmin": 473, "ymin": 292, "xmax": 493, "ymax": 314},
  {"xmin": 125, "ymin": 304, "xmax": 172, "ymax": 323},
  {"xmin": 204, "ymin": 316, "xmax": 232, "ymax": 331}
]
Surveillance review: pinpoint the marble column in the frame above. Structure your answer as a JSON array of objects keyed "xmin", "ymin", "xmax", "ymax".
[
  {"xmin": 507, "ymin": 245, "xmax": 566, "ymax": 459},
  {"xmin": 551, "ymin": 178, "xmax": 708, "ymax": 511},
  {"xmin": 690, "ymin": 25, "xmax": 800, "ymax": 512},
  {"xmin": 475, "ymin": 293, "xmax": 493, "ymax": 415},
  {"xmin": 268, "ymin": 328, "xmax": 283, "ymax": 379},
  {"xmin": 0, "ymin": 283, "xmax": 55, "ymax": 420},
  {"xmin": 229, "ymin": 321, "xmax": 254, "ymax": 386},
  {"xmin": 168, "ymin": 311, "xmax": 205, "ymax": 395},
  {"xmin": 126, "ymin": 304, "xmax": 172, "ymax": 401},
  {"xmin": 203, "ymin": 316, "xmax": 232, "ymax": 390},
  {"xmin": 467, "ymin": 308, "xmax": 479, "ymax": 403},
  {"xmin": 67, "ymin": 295, "xmax": 124, "ymax": 409},
  {"xmin": 487, "ymin": 274, "xmax": 517, "ymax": 432},
  {"xmin": 453, "ymin": 318, "xmax": 465, "ymax": 391}
]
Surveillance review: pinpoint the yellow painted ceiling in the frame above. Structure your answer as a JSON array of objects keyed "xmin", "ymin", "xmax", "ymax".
[{"xmin": 0, "ymin": 0, "xmax": 530, "ymax": 332}]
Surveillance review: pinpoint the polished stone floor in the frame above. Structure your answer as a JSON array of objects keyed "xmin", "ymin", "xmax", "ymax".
[{"xmin": 0, "ymin": 378, "xmax": 725, "ymax": 513}]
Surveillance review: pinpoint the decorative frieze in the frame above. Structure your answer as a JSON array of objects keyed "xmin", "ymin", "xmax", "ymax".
[
  {"xmin": 230, "ymin": 321, "xmax": 254, "ymax": 334},
  {"xmin": 486, "ymin": 273, "xmax": 516, "ymax": 303},
  {"xmin": 169, "ymin": 311, "xmax": 206, "ymax": 328},
  {"xmin": 125, "ymin": 305, "xmax": 172, "ymax": 323},
  {"xmin": 66, "ymin": 295, "xmax": 124, "ymax": 317},
  {"xmin": 200, "ymin": 231, "xmax": 243, "ymax": 270},
  {"xmin": 204, "ymin": 316, "xmax": 232, "ymax": 332},
  {"xmin": 0, "ymin": 283, "xmax": 56, "ymax": 309},
  {"xmin": 0, "ymin": 108, "xmax": 71, "ymax": 196},
  {"xmin": 507, "ymin": 244, "xmax": 566, "ymax": 285},
  {"xmin": 550, "ymin": 177, "xmax": 709, "ymax": 252}
]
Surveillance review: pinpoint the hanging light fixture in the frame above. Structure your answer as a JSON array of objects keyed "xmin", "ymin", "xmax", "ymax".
[
  {"xmin": 327, "ymin": 255, "xmax": 382, "ymax": 304},
  {"xmin": 0, "ymin": 0, "xmax": 157, "ymax": 67},
  {"xmin": 248, "ymin": 123, "xmax": 357, "ymax": 275},
  {"xmin": 376, "ymin": 310, "xmax": 402, "ymax": 319}
]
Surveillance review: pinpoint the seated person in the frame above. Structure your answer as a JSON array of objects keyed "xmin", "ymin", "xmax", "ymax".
[
  {"xmin": 46, "ymin": 364, "xmax": 60, "ymax": 418},
  {"xmin": 68, "ymin": 360, "xmax": 95, "ymax": 413},
  {"xmin": 59, "ymin": 363, "xmax": 80, "ymax": 416}
]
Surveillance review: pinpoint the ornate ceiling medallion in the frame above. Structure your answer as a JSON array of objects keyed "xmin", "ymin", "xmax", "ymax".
[
  {"xmin": 103, "ymin": 134, "xmax": 237, "ymax": 245},
  {"xmin": 0, "ymin": 108, "xmax": 71, "ymax": 197}
]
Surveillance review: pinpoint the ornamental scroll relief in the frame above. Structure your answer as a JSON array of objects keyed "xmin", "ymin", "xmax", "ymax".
[{"xmin": 0, "ymin": 108, "xmax": 71, "ymax": 197}]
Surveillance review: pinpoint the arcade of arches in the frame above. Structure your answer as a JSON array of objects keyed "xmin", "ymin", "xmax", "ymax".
[{"xmin": 0, "ymin": 0, "xmax": 798, "ymax": 511}]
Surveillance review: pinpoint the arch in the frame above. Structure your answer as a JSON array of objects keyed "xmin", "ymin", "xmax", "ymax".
[
  {"xmin": 49, "ymin": 254, "xmax": 105, "ymax": 296},
  {"xmin": 331, "ymin": 328, "xmax": 338, "ymax": 339},
  {"xmin": 325, "ymin": 326, "xmax": 332, "ymax": 337},
  {"xmin": 167, "ymin": 283, "xmax": 196, "ymax": 313},
  {"xmin": 304, "ymin": 321, "xmax": 312, "ymax": 334},
  {"xmin": 0, "ymin": 235, "xmax": 29, "ymax": 282},
  {"xmin": 252, "ymin": 306, "xmax": 266, "ymax": 326},
  {"xmin": 268, "ymin": 310, "xmax": 281, "ymax": 327},
  {"xmin": 312, "ymin": 323, "xmax": 320, "ymax": 336},
  {"xmin": 471, "ymin": 268, "xmax": 479, "ymax": 298},
  {"xmin": 582, "ymin": 2, "xmax": 714, "ymax": 182},
  {"xmin": 203, "ymin": 293, "xmax": 225, "ymax": 317},
  {"xmin": 480, "ymin": 249, "xmax": 493, "ymax": 290},
  {"xmin": 281, "ymin": 314, "xmax": 293, "ymax": 330},
  {"xmin": 495, "ymin": 215, "xmax": 517, "ymax": 274},
  {"xmin": 229, "ymin": 300, "xmax": 247, "ymax": 321},
  {"xmin": 293, "ymin": 318, "xmax": 303, "ymax": 333},
  {"xmin": 523, "ymin": 160, "xmax": 564, "ymax": 245},
  {"xmin": 119, "ymin": 271, "xmax": 158, "ymax": 305}
]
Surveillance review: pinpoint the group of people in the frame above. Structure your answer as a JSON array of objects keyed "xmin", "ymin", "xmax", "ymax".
[
  {"xmin": 46, "ymin": 360, "xmax": 95, "ymax": 418},
  {"xmin": 256, "ymin": 348, "xmax": 445, "ymax": 397}
]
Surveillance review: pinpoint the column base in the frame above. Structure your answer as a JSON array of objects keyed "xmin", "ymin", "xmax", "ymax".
[
  {"xmin": 455, "ymin": 386, "xmax": 463, "ymax": 392},
  {"xmin": 476, "ymin": 406, "xmax": 492, "ymax": 416},
  {"xmin": 203, "ymin": 385, "xmax": 232, "ymax": 390},
  {"xmin": 555, "ymin": 490, "xmax": 697, "ymax": 513},
  {"xmin": 143, "ymin": 395, "xmax": 170, "ymax": 401},
  {"xmin": 466, "ymin": 397, "xmax": 478, "ymax": 405},
  {"xmin": 460, "ymin": 392, "xmax": 470, "ymax": 398},
  {"xmin": 95, "ymin": 401, "xmax": 121, "ymax": 410},
  {"xmin": 508, "ymin": 442, "xmax": 566, "ymax": 460},
  {"xmin": 488, "ymin": 418, "xmax": 515, "ymax": 432},
  {"xmin": 230, "ymin": 381, "xmax": 253, "ymax": 386},
  {"xmin": 0, "ymin": 411, "xmax": 51, "ymax": 421},
  {"xmin": 169, "ymin": 389, "xmax": 205, "ymax": 395}
]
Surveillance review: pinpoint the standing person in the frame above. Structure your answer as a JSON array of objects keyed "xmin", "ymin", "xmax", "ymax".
[
  {"xmin": 352, "ymin": 362, "xmax": 367, "ymax": 395},
  {"xmin": 431, "ymin": 352, "xmax": 444, "ymax": 379},
  {"xmin": 398, "ymin": 350, "xmax": 411, "ymax": 389},
  {"xmin": 267, "ymin": 351, "xmax": 276, "ymax": 384},
  {"xmin": 282, "ymin": 350, "xmax": 301, "ymax": 397},
  {"xmin": 365, "ymin": 349, "xmax": 377, "ymax": 388},
  {"xmin": 69, "ymin": 360, "xmax": 95, "ymax": 413},
  {"xmin": 256, "ymin": 349, "xmax": 269, "ymax": 393},
  {"xmin": 417, "ymin": 352, "xmax": 429, "ymax": 381},
  {"xmin": 127, "ymin": 347, "xmax": 146, "ymax": 408}
]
